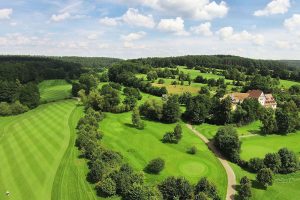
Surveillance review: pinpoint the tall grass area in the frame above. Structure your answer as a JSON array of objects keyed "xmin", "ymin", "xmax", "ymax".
[
  {"xmin": 100, "ymin": 112, "xmax": 227, "ymax": 199},
  {"xmin": 0, "ymin": 100, "xmax": 77, "ymax": 200},
  {"xmin": 39, "ymin": 80, "xmax": 72, "ymax": 103}
]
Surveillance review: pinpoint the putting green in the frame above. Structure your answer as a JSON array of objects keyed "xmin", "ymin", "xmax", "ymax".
[{"xmin": 178, "ymin": 161, "xmax": 207, "ymax": 176}]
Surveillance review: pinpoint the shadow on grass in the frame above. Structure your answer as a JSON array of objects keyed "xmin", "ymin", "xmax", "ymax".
[
  {"xmin": 124, "ymin": 123, "xmax": 135, "ymax": 128},
  {"xmin": 251, "ymin": 180, "xmax": 266, "ymax": 190}
]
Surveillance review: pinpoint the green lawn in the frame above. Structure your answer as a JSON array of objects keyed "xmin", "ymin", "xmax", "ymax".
[
  {"xmin": 51, "ymin": 105, "xmax": 104, "ymax": 200},
  {"xmin": 100, "ymin": 112, "xmax": 227, "ymax": 199},
  {"xmin": 280, "ymin": 79, "xmax": 300, "ymax": 89},
  {"xmin": 0, "ymin": 100, "xmax": 80, "ymax": 200},
  {"xmin": 39, "ymin": 80, "xmax": 72, "ymax": 103}
]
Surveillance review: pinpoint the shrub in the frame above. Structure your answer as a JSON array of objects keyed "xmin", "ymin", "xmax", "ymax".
[
  {"xmin": 145, "ymin": 158, "xmax": 165, "ymax": 174},
  {"xmin": 278, "ymin": 148, "xmax": 299, "ymax": 174},
  {"xmin": 158, "ymin": 79, "xmax": 165, "ymax": 84},
  {"xmin": 238, "ymin": 176, "xmax": 251, "ymax": 200},
  {"xmin": 256, "ymin": 168, "xmax": 273, "ymax": 188},
  {"xmin": 194, "ymin": 177, "xmax": 220, "ymax": 200},
  {"xmin": 248, "ymin": 158, "xmax": 265, "ymax": 172},
  {"xmin": 263, "ymin": 153, "xmax": 281, "ymax": 173},
  {"xmin": 96, "ymin": 178, "xmax": 116, "ymax": 197},
  {"xmin": 158, "ymin": 176, "xmax": 193, "ymax": 200},
  {"xmin": 187, "ymin": 146, "xmax": 197, "ymax": 155}
]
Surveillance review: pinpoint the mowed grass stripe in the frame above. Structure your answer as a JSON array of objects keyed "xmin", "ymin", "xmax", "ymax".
[
  {"xmin": 0, "ymin": 134, "xmax": 37, "ymax": 200},
  {"xmin": 0, "ymin": 100, "xmax": 76, "ymax": 200},
  {"xmin": 10, "ymin": 123, "xmax": 47, "ymax": 185},
  {"xmin": 51, "ymin": 105, "xmax": 101, "ymax": 200}
]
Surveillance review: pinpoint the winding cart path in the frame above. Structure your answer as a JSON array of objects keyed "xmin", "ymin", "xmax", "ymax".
[{"xmin": 186, "ymin": 124, "xmax": 236, "ymax": 200}]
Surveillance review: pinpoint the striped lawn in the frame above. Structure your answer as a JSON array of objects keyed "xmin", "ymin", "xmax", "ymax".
[
  {"xmin": 0, "ymin": 100, "xmax": 80, "ymax": 200},
  {"xmin": 39, "ymin": 80, "xmax": 72, "ymax": 103}
]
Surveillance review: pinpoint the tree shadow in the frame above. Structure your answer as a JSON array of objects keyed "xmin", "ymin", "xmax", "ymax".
[
  {"xmin": 124, "ymin": 123, "xmax": 135, "ymax": 128},
  {"xmin": 251, "ymin": 180, "xmax": 266, "ymax": 190}
]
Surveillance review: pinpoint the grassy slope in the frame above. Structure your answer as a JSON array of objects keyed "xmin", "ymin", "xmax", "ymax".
[
  {"xmin": 279, "ymin": 79, "xmax": 300, "ymax": 89},
  {"xmin": 100, "ymin": 112, "xmax": 227, "ymax": 199},
  {"xmin": 0, "ymin": 100, "xmax": 76, "ymax": 200},
  {"xmin": 39, "ymin": 80, "xmax": 72, "ymax": 103},
  {"xmin": 51, "ymin": 105, "xmax": 103, "ymax": 200}
]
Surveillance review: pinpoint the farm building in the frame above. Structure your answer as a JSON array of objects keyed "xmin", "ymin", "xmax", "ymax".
[{"xmin": 224, "ymin": 89, "xmax": 277, "ymax": 110}]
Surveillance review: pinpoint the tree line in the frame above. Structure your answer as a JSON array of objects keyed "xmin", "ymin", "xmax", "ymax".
[{"xmin": 130, "ymin": 55, "xmax": 300, "ymax": 82}]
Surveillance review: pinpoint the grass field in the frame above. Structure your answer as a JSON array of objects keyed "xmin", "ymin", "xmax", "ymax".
[
  {"xmin": 280, "ymin": 79, "xmax": 300, "ymax": 89},
  {"xmin": 39, "ymin": 80, "xmax": 72, "ymax": 103},
  {"xmin": 0, "ymin": 100, "xmax": 82, "ymax": 200},
  {"xmin": 100, "ymin": 112, "xmax": 227, "ymax": 199},
  {"xmin": 152, "ymin": 82, "xmax": 200, "ymax": 94},
  {"xmin": 51, "ymin": 105, "xmax": 104, "ymax": 200}
]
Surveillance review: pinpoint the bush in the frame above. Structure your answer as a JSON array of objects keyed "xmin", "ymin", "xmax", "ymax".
[
  {"xmin": 145, "ymin": 158, "xmax": 165, "ymax": 174},
  {"xmin": 194, "ymin": 177, "xmax": 220, "ymax": 200},
  {"xmin": 162, "ymin": 124, "xmax": 182, "ymax": 144},
  {"xmin": 158, "ymin": 79, "xmax": 165, "ymax": 84},
  {"xmin": 263, "ymin": 153, "xmax": 281, "ymax": 173},
  {"xmin": 187, "ymin": 146, "xmax": 197, "ymax": 155},
  {"xmin": 248, "ymin": 158, "xmax": 265, "ymax": 172},
  {"xmin": 256, "ymin": 168, "xmax": 273, "ymax": 188},
  {"xmin": 238, "ymin": 176, "xmax": 251, "ymax": 200},
  {"xmin": 0, "ymin": 102, "xmax": 12, "ymax": 116},
  {"xmin": 96, "ymin": 178, "xmax": 116, "ymax": 197},
  {"xmin": 158, "ymin": 176, "xmax": 193, "ymax": 200},
  {"xmin": 213, "ymin": 126, "xmax": 241, "ymax": 162},
  {"xmin": 278, "ymin": 148, "xmax": 299, "ymax": 174}
]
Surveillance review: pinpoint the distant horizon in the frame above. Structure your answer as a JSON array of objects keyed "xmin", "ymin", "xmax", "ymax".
[
  {"xmin": 0, "ymin": 53, "xmax": 299, "ymax": 61},
  {"xmin": 0, "ymin": 0, "xmax": 300, "ymax": 59}
]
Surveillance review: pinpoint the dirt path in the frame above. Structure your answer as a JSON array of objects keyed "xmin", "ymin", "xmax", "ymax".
[{"xmin": 186, "ymin": 124, "xmax": 236, "ymax": 200}]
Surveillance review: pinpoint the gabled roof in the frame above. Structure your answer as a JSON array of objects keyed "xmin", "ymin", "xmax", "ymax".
[
  {"xmin": 265, "ymin": 94, "xmax": 277, "ymax": 105},
  {"xmin": 247, "ymin": 90, "xmax": 264, "ymax": 98}
]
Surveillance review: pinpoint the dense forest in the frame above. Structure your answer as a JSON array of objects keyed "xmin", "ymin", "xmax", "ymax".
[{"xmin": 53, "ymin": 56, "xmax": 122, "ymax": 70}]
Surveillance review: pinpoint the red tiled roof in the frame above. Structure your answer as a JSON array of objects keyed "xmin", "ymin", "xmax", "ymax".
[{"xmin": 247, "ymin": 90, "xmax": 263, "ymax": 98}]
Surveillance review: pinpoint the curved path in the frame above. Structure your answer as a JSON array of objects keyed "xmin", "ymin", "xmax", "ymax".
[{"xmin": 186, "ymin": 124, "xmax": 236, "ymax": 200}]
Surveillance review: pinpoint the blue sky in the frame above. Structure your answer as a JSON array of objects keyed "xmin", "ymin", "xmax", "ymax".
[{"xmin": 0, "ymin": 0, "xmax": 300, "ymax": 59}]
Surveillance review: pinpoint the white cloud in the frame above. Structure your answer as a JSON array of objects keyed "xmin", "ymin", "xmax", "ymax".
[
  {"xmin": 217, "ymin": 27, "xmax": 265, "ymax": 45},
  {"xmin": 254, "ymin": 0, "xmax": 290, "ymax": 16},
  {"xmin": 122, "ymin": 8, "xmax": 155, "ymax": 28},
  {"xmin": 99, "ymin": 17, "xmax": 119, "ymax": 26},
  {"xmin": 87, "ymin": 33, "xmax": 99, "ymax": 40},
  {"xmin": 0, "ymin": 33, "xmax": 31, "ymax": 46},
  {"xmin": 0, "ymin": 8, "xmax": 13, "ymax": 20},
  {"xmin": 284, "ymin": 14, "xmax": 300, "ymax": 36},
  {"xmin": 190, "ymin": 22, "xmax": 213, "ymax": 36},
  {"xmin": 157, "ymin": 17, "xmax": 189, "ymax": 36},
  {"xmin": 119, "ymin": 0, "xmax": 229, "ymax": 20},
  {"xmin": 50, "ymin": 12, "xmax": 71, "ymax": 22},
  {"xmin": 275, "ymin": 40, "xmax": 297, "ymax": 49},
  {"xmin": 121, "ymin": 31, "xmax": 146, "ymax": 42},
  {"xmin": 121, "ymin": 31, "xmax": 147, "ymax": 49}
]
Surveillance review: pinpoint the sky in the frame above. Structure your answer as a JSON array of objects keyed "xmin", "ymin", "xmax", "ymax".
[{"xmin": 0, "ymin": 0, "xmax": 300, "ymax": 59}]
